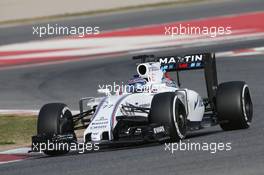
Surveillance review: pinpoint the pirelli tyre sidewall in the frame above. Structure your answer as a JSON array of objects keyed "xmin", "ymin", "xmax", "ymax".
[
  {"xmin": 149, "ymin": 92, "xmax": 187, "ymax": 142},
  {"xmin": 37, "ymin": 103, "xmax": 75, "ymax": 155},
  {"xmin": 216, "ymin": 81, "xmax": 253, "ymax": 131}
]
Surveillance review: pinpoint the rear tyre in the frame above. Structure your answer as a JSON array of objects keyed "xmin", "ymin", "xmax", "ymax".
[
  {"xmin": 37, "ymin": 103, "xmax": 75, "ymax": 156},
  {"xmin": 149, "ymin": 92, "xmax": 187, "ymax": 142},
  {"xmin": 216, "ymin": 81, "xmax": 253, "ymax": 131}
]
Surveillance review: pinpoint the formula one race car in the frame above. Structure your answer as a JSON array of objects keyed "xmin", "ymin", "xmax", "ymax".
[{"xmin": 32, "ymin": 53, "xmax": 253, "ymax": 155}]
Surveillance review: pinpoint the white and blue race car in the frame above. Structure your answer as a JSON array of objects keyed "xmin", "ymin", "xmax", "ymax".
[{"xmin": 32, "ymin": 53, "xmax": 253, "ymax": 155}]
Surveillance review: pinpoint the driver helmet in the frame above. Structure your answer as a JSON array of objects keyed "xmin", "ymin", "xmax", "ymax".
[{"xmin": 126, "ymin": 75, "xmax": 147, "ymax": 93}]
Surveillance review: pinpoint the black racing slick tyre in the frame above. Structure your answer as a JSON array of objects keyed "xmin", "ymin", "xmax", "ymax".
[
  {"xmin": 149, "ymin": 92, "xmax": 187, "ymax": 142},
  {"xmin": 216, "ymin": 81, "xmax": 253, "ymax": 131},
  {"xmin": 37, "ymin": 103, "xmax": 75, "ymax": 156}
]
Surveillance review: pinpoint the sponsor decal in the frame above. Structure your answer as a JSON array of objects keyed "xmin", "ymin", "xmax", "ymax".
[
  {"xmin": 153, "ymin": 126, "xmax": 165, "ymax": 134},
  {"xmin": 194, "ymin": 96, "xmax": 204, "ymax": 110},
  {"xmin": 159, "ymin": 54, "xmax": 204, "ymax": 71},
  {"xmin": 159, "ymin": 54, "xmax": 203, "ymax": 64},
  {"xmin": 91, "ymin": 121, "xmax": 108, "ymax": 125},
  {"xmin": 91, "ymin": 125, "xmax": 107, "ymax": 129}
]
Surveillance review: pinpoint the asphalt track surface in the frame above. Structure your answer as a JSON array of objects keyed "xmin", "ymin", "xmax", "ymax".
[{"xmin": 0, "ymin": 0, "xmax": 264, "ymax": 175}]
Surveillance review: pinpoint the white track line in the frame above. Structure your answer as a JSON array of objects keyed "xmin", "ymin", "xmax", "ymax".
[
  {"xmin": 0, "ymin": 147, "xmax": 30, "ymax": 154},
  {"xmin": 0, "ymin": 109, "xmax": 79, "ymax": 115}
]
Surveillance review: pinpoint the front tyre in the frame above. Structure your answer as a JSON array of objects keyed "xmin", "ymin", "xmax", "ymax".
[
  {"xmin": 37, "ymin": 103, "xmax": 75, "ymax": 156},
  {"xmin": 149, "ymin": 92, "xmax": 187, "ymax": 142},
  {"xmin": 216, "ymin": 81, "xmax": 253, "ymax": 131}
]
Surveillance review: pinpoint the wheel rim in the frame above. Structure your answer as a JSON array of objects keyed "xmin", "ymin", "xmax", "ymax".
[
  {"xmin": 244, "ymin": 88, "xmax": 253, "ymax": 123},
  {"xmin": 178, "ymin": 113, "xmax": 186, "ymax": 132},
  {"xmin": 172, "ymin": 97, "xmax": 186, "ymax": 139},
  {"xmin": 242, "ymin": 86, "xmax": 253, "ymax": 125}
]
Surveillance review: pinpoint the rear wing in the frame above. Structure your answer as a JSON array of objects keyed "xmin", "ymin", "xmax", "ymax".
[
  {"xmin": 159, "ymin": 53, "xmax": 218, "ymax": 112},
  {"xmin": 158, "ymin": 54, "xmax": 205, "ymax": 71},
  {"xmin": 133, "ymin": 53, "xmax": 218, "ymax": 112}
]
